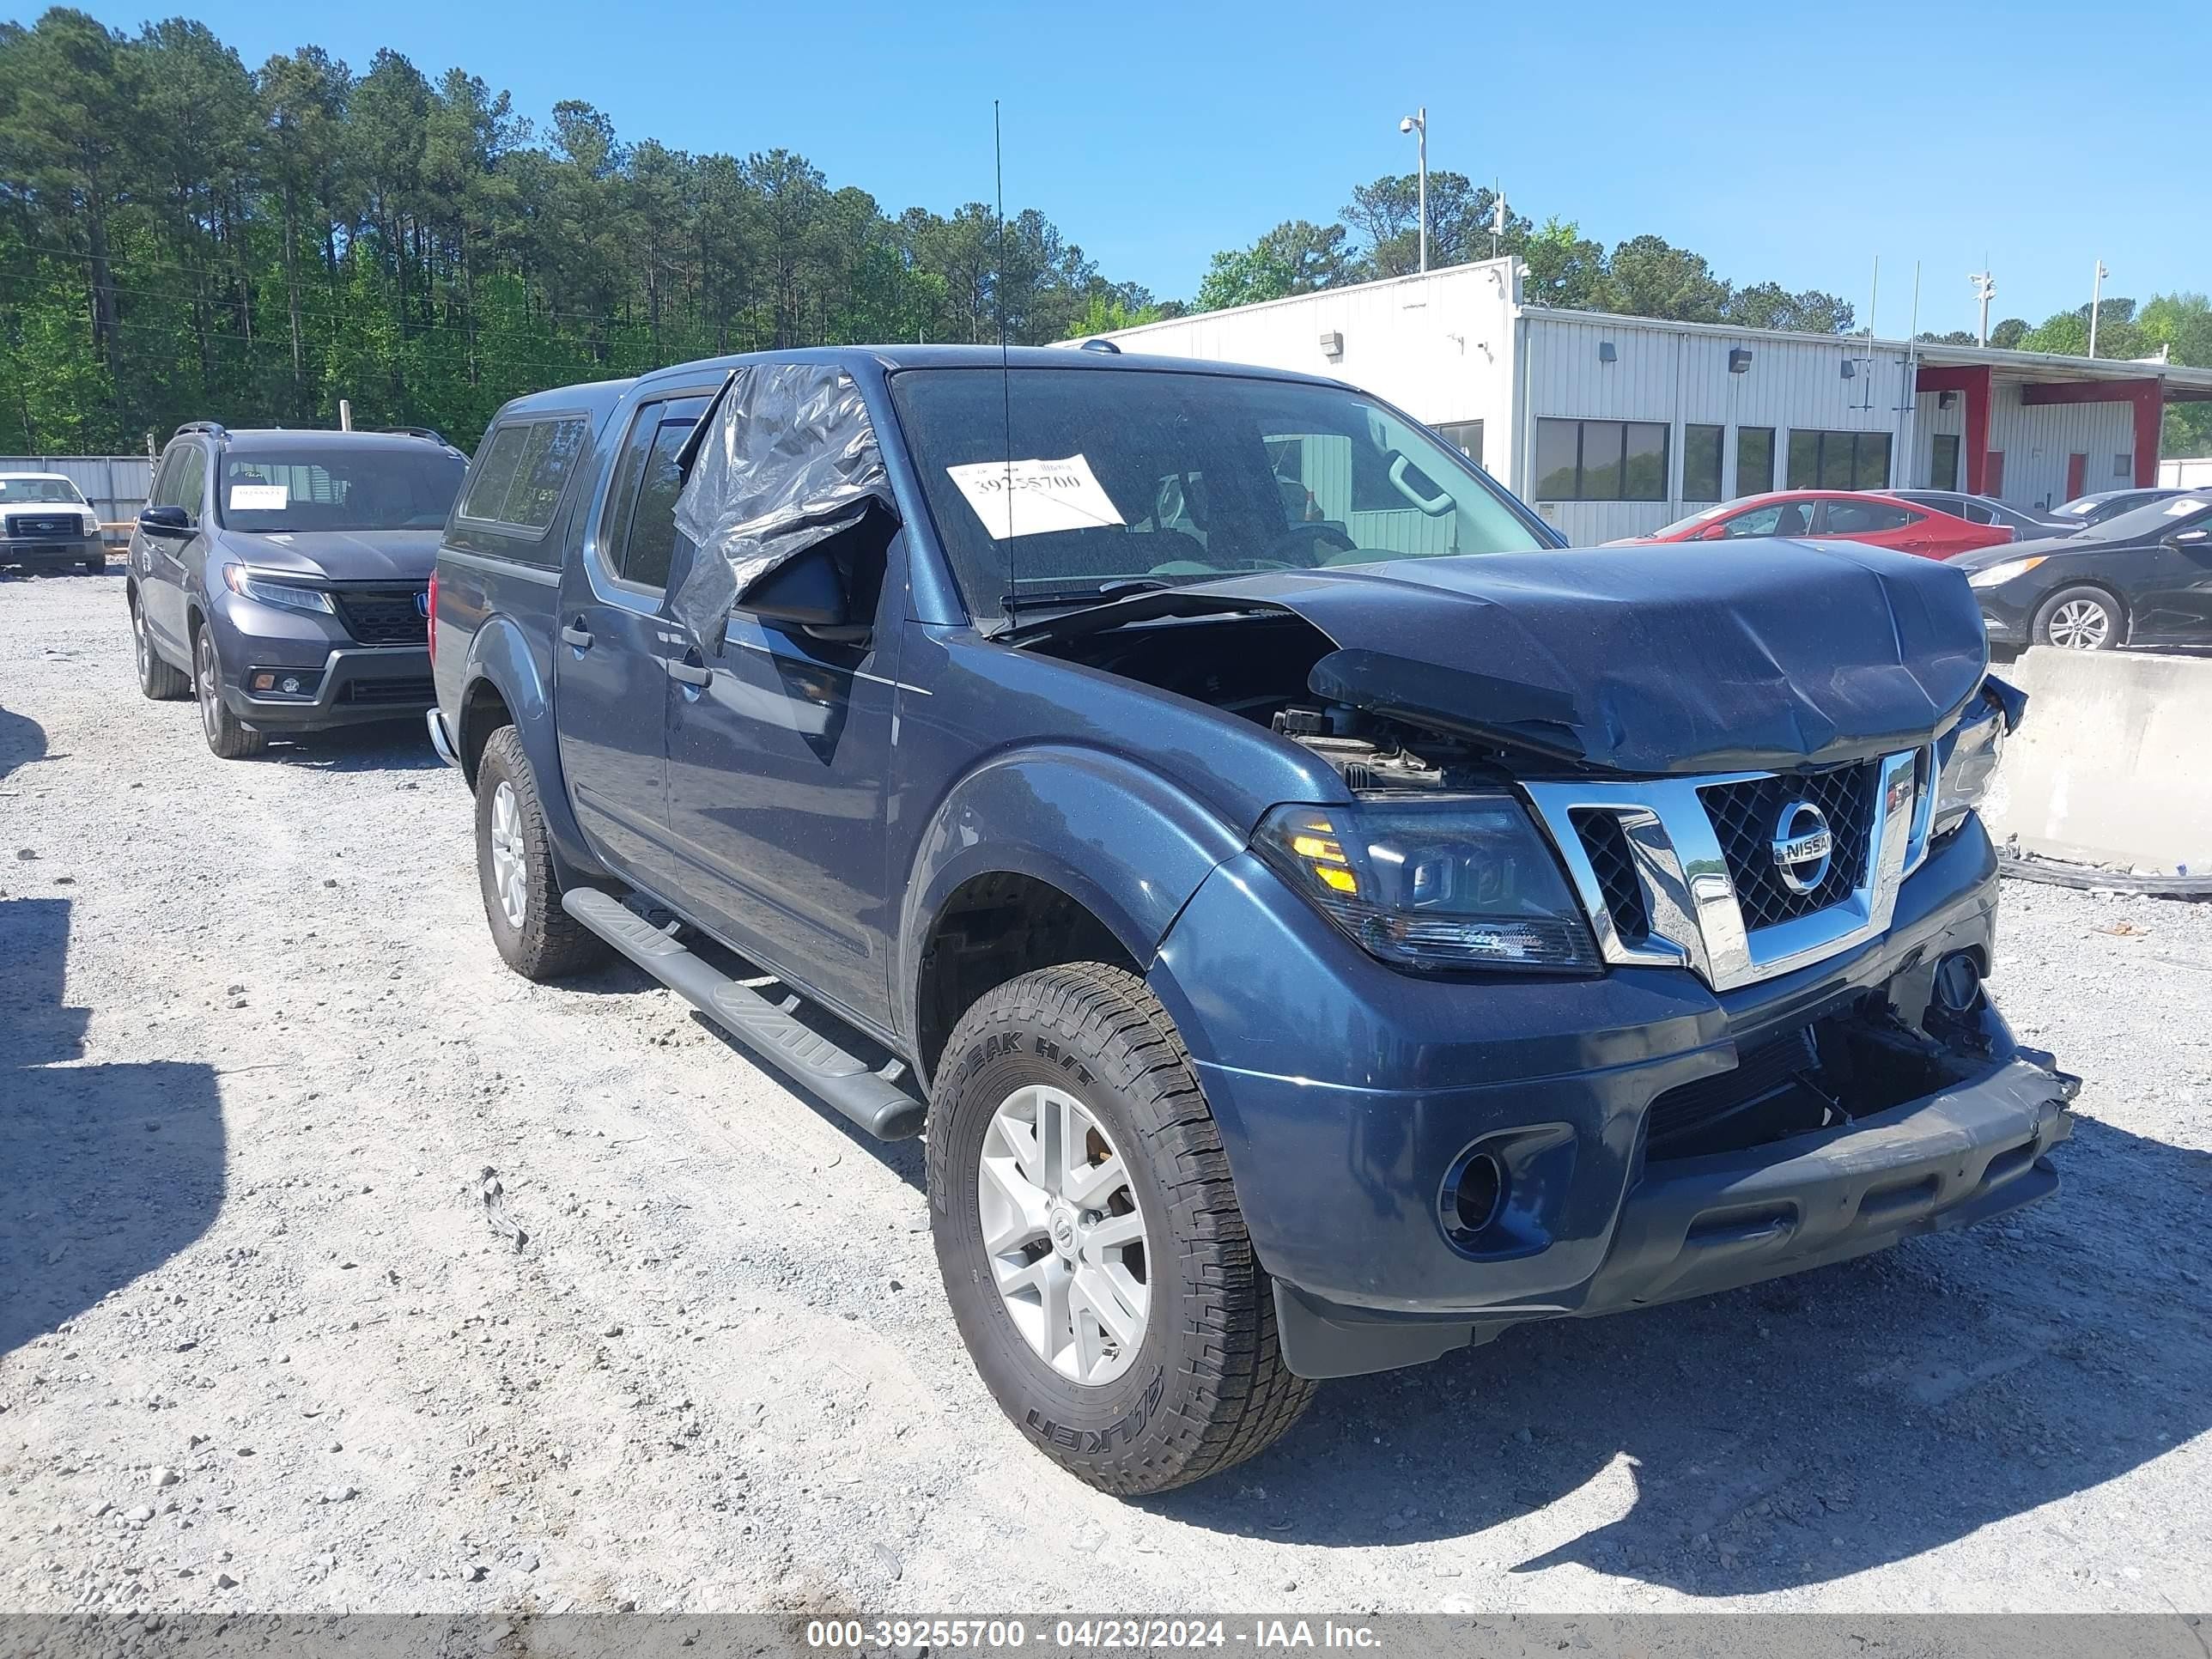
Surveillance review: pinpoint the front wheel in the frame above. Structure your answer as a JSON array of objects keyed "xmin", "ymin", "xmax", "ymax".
[
  {"xmin": 2033, "ymin": 585, "xmax": 2123, "ymax": 650},
  {"xmin": 133, "ymin": 596, "xmax": 189, "ymax": 700},
  {"xmin": 472, "ymin": 724, "xmax": 607, "ymax": 981},
  {"xmin": 194, "ymin": 623, "xmax": 265, "ymax": 757},
  {"xmin": 929, "ymin": 962, "xmax": 1314, "ymax": 1494}
]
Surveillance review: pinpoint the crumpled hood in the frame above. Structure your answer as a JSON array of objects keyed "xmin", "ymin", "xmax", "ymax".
[
  {"xmin": 1182, "ymin": 540, "xmax": 1990, "ymax": 775},
  {"xmin": 218, "ymin": 527, "xmax": 439, "ymax": 582}
]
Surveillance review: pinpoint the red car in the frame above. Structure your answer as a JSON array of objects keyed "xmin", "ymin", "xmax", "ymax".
[{"xmin": 1610, "ymin": 490, "xmax": 2016, "ymax": 559}]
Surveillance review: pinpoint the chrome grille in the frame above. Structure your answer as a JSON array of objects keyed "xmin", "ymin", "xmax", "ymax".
[
  {"xmin": 1569, "ymin": 807, "xmax": 1646, "ymax": 945},
  {"xmin": 5, "ymin": 514, "xmax": 81, "ymax": 539},
  {"xmin": 1698, "ymin": 764, "xmax": 1875, "ymax": 931},
  {"xmin": 1526, "ymin": 749, "xmax": 1929, "ymax": 994}
]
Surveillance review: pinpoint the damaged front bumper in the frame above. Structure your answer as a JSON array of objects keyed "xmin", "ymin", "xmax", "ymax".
[
  {"xmin": 1148, "ymin": 817, "xmax": 2077, "ymax": 1382},
  {"xmin": 1270, "ymin": 1040, "xmax": 2075, "ymax": 1380}
]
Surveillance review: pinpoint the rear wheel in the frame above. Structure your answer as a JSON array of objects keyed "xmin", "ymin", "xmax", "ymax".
[
  {"xmin": 194, "ymin": 623, "xmax": 265, "ymax": 757},
  {"xmin": 132, "ymin": 595, "xmax": 189, "ymax": 700},
  {"xmin": 2033, "ymin": 585, "xmax": 2123, "ymax": 650},
  {"xmin": 473, "ymin": 724, "xmax": 606, "ymax": 981},
  {"xmin": 929, "ymin": 962, "xmax": 1313, "ymax": 1494}
]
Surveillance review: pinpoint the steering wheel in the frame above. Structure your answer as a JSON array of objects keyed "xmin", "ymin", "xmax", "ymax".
[{"xmin": 1262, "ymin": 521, "xmax": 1358, "ymax": 568}]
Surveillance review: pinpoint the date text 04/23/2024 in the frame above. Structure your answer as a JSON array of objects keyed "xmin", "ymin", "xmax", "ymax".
[{"xmin": 802, "ymin": 1619, "xmax": 1384, "ymax": 1651}]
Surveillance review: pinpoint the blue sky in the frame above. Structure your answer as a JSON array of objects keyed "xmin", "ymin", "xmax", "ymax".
[{"xmin": 23, "ymin": 0, "xmax": 2205, "ymax": 336}]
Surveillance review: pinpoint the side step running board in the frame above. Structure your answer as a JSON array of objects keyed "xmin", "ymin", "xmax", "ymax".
[{"xmin": 562, "ymin": 887, "xmax": 927, "ymax": 1141}]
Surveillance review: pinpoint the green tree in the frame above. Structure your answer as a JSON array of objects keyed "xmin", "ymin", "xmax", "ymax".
[{"xmin": 1193, "ymin": 242, "xmax": 1297, "ymax": 312}]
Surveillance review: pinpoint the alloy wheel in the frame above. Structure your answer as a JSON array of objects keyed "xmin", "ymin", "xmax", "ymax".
[
  {"xmin": 488, "ymin": 780, "xmax": 528, "ymax": 930},
  {"xmin": 976, "ymin": 1083, "xmax": 1151, "ymax": 1386},
  {"xmin": 196, "ymin": 634, "xmax": 221, "ymax": 740},
  {"xmin": 2046, "ymin": 599, "xmax": 2112, "ymax": 649}
]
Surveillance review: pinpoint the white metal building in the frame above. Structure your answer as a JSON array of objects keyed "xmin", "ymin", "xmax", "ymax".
[{"xmin": 1078, "ymin": 259, "xmax": 2212, "ymax": 545}]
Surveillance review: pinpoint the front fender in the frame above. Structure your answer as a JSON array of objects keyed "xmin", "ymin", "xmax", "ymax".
[
  {"xmin": 462, "ymin": 614, "xmax": 605, "ymax": 889},
  {"xmin": 895, "ymin": 743, "xmax": 1245, "ymax": 1054}
]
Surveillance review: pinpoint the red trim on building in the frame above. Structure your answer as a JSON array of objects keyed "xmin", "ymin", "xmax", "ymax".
[
  {"xmin": 1917, "ymin": 365, "xmax": 1993, "ymax": 495},
  {"xmin": 2020, "ymin": 377, "xmax": 2166, "ymax": 486}
]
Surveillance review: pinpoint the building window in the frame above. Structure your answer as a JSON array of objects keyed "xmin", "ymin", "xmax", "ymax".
[
  {"xmin": 2114, "ymin": 453, "xmax": 2132, "ymax": 477},
  {"xmin": 1787, "ymin": 429, "xmax": 1891, "ymax": 491},
  {"xmin": 1436, "ymin": 420, "xmax": 1483, "ymax": 468},
  {"xmin": 1931, "ymin": 434, "xmax": 1960, "ymax": 491},
  {"xmin": 1534, "ymin": 417, "xmax": 1668, "ymax": 501},
  {"xmin": 1682, "ymin": 424, "xmax": 1723, "ymax": 501},
  {"xmin": 1735, "ymin": 427, "xmax": 1775, "ymax": 495}
]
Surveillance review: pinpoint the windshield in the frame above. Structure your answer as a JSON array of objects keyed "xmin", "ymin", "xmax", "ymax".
[
  {"xmin": 218, "ymin": 447, "xmax": 465, "ymax": 533},
  {"xmin": 890, "ymin": 367, "xmax": 1551, "ymax": 620},
  {"xmin": 1650, "ymin": 502, "xmax": 1737, "ymax": 538},
  {"xmin": 0, "ymin": 477, "xmax": 87, "ymax": 507},
  {"xmin": 2074, "ymin": 494, "xmax": 2211, "ymax": 544}
]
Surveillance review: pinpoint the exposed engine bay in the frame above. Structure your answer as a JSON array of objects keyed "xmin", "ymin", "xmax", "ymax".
[{"xmin": 1028, "ymin": 611, "xmax": 1515, "ymax": 785}]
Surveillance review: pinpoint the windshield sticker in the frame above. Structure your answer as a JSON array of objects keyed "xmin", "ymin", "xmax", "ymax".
[
  {"xmin": 945, "ymin": 454, "xmax": 1125, "ymax": 539},
  {"xmin": 229, "ymin": 483, "xmax": 289, "ymax": 511},
  {"xmin": 2166, "ymin": 498, "xmax": 2207, "ymax": 516}
]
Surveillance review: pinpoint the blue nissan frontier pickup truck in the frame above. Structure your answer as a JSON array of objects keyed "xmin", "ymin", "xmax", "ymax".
[{"xmin": 427, "ymin": 345, "xmax": 2075, "ymax": 1495}]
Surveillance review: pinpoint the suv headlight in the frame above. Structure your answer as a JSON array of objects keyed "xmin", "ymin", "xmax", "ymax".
[
  {"xmin": 1254, "ymin": 795, "xmax": 1600, "ymax": 974},
  {"xmin": 222, "ymin": 564, "xmax": 334, "ymax": 613},
  {"xmin": 1931, "ymin": 691, "xmax": 2007, "ymax": 838}
]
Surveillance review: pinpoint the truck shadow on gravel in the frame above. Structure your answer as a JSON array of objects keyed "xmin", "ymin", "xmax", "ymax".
[
  {"xmin": 0, "ymin": 890, "xmax": 226, "ymax": 1357},
  {"xmin": 1158, "ymin": 1116, "xmax": 2212, "ymax": 1595}
]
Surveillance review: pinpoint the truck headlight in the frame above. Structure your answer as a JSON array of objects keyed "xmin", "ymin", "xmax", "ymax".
[
  {"xmin": 222, "ymin": 564, "xmax": 334, "ymax": 613},
  {"xmin": 1966, "ymin": 556, "xmax": 2045, "ymax": 589},
  {"xmin": 1254, "ymin": 796, "xmax": 1601, "ymax": 974},
  {"xmin": 1932, "ymin": 693, "xmax": 2006, "ymax": 838}
]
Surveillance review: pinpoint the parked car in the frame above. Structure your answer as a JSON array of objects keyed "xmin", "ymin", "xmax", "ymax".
[
  {"xmin": 1, "ymin": 471, "xmax": 106, "ymax": 574},
  {"xmin": 2048, "ymin": 486, "xmax": 2190, "ymax": 531},
  {"xmin": 126, "ymin": 422, "xmax": 467, "ymax": 757},
  {"xmin": 1957, "ymin": 492, "xmax": 2212, "ymax": 650},
  {"xmin": 1609, "ymin": 490, "xmax": 2014, "ymax": 558},
  {"xmin": 430, "ymin": 346, "xmax": 2073, "ymax": 1496},
  {"xmin": 1889, "ymin": 489, "xmax": 2067, "ymax": 539}
]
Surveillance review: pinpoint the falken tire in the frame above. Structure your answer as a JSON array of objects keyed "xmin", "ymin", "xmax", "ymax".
[
  {"xmin": 928, "ymin": 961, "xmax": 1314, "ymax": 1495},
  {"xmin": 472, "ymin": 724, "xmax": 607, "ymax": 982}
]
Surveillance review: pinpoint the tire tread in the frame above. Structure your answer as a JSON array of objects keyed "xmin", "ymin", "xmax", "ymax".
[{"xmin": 933, "ymin": 960, "xmax": 1314, "ymax": 1494}]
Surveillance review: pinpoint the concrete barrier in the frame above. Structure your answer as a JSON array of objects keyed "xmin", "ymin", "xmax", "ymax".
[{"xmin": 1984, "ymin": 647, "xmax": 2212, "ymax": 873}]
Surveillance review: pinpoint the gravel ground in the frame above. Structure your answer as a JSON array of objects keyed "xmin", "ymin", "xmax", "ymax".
[{"xmin": 2, "ymin": 570, "xmax": 2209, "ymax": 1619}]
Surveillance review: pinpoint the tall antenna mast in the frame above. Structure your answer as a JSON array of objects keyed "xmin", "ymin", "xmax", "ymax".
[{"xmin": 995, "ymin": 100, "xmax": 1017, "ymax": 576}]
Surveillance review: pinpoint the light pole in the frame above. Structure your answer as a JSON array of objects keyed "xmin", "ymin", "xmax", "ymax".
[
  {"xmin": 1969, "ymin": 270, "xmax": 1996, "ymax": 348},
  {"xmin": 1398, "ymin": 107, "xmax": 1427, "ymax": 273},
  {"xmin": 2088, "ymin": 259, "xmax": 2108, "ymax": 358}
]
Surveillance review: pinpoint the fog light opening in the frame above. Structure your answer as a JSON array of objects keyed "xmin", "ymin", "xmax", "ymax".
[
  {"xmin": 1933, "ymin": 951, "xmax": 1984, "ymax": 1015},
  {"xmin": 1450, "ymin": 1152, "xmax": 1505, "ymax": 1237}
]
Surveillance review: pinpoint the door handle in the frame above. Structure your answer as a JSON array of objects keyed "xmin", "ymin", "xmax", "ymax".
[
  {"xmin": 668, "ymin": 656, "xmax": 714, "ymax": 687},
  {"xmin": 559, "ymin": 621, "xmax": 594, "ymax": 650}
]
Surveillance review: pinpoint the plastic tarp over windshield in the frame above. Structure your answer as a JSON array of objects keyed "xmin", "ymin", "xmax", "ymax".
[
  {"xmin": 668, "ymin": 363, "xmax": 893, "ymax": 642},
  {"xmin": 1172, "ymin": 541, "xmax": 1993, "ymax": 775}
]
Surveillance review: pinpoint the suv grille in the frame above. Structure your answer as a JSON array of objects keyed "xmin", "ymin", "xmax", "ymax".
[
  {"xmin": 333, "ymin": 587, "xmax": 428, "ymax": 647},
  {"xmin": 5, "ymin": 514, "xmax": 81, "ymax": 539},
  {"xmin": 1698, "ymin": 763, "xmax": 1875, "ymax": 931},
  {"xmin": 1569, "ymin": 809, "xmax": 1646, "ymax": 945}
]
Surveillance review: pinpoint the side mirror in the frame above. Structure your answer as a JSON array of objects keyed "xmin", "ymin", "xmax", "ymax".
[
  {"xmin": 734, "ymin": 547, "xmax": 866, "ymax": 642},
  {"xmin": 2166, "ymin": 526, "xmax": 2210, "ymax": 550},
  {"xmin": 138, "ymin": 504, "xmax": 191, "ymax": 538},
  {"xmin": 1695, "ymin": 521, "xmax": 1730, "ymax": 541}
]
